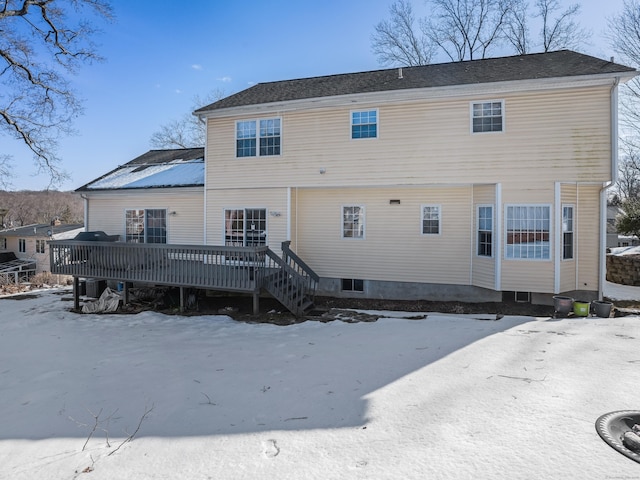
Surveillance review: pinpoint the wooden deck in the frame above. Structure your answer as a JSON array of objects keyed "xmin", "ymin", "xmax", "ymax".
[{"xmin": 49, "ymin": 240, "xmax": 318, "ymax": 315}]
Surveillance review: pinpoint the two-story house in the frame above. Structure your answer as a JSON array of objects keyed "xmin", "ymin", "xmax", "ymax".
[{"xmin": 75, "ymin": 50, "xmax": 636, "ymax": 307}]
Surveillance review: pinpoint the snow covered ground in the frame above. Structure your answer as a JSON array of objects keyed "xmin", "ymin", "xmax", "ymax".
[{"xmin": 1, "ymin": 288, "xmax": 640, "ymax": 479}]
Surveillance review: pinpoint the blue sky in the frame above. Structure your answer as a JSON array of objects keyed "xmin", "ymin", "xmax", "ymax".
[{"xmin": 2, "ymin": 0, "xmax": 628, "ymax": 191}]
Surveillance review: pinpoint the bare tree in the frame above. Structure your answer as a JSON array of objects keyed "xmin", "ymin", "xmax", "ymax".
[
  {"xmin": 503, "ymin": 0, "xmax": 530, "ymax": 54},
  {"xmin": 0, "ymin": 154, "xmax": 14, "ymax": 190},
  {"xmin": 150, "ymin": 90, "xmax": 225, "ymax": 149},
  {"xmin": 537, "ymin": 0, "xmax": 589, "ymax": 52},
  {"xmin": 505, "ymin": 0, "xmax": 590, "ymax": 54},
  {"xmin": 423, "ymin": 0, "xmax": 514, "ymax": 61},
  {"xmin": 0, "ymin": 0, "xmax": 113, "ymax": 187},
  {"xmin": 609, "ymin": 1, "xmax": 640, "ymax": 144},
  {"xmin": 371, "ymin": 0, "xmax": 435, "ymax": 66},
  {"xmin": 617, "ymin": 146, "xmax": 640, "ymax": 202}
]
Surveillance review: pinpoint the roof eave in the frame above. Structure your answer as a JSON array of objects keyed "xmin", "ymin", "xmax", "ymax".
[{"xmin": 196, "ymin": 71, "xmax": 638, "ymax": 119}]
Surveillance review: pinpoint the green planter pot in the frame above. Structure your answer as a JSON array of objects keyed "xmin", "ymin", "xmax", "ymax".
[{"xmin": 573, "ymin": 300, "xmax": 590, "ymax": 317}]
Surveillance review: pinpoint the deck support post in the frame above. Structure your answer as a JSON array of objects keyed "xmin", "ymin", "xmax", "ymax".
[
  {"xmin": 73, "ymin": 276, "xmax": 80, "ymax": 310},
  {"xmin": 253, "ymin": 292, "xmax": 259, "ymax": 315},
  {"xmin": 123, "ymin": 282, "xmax": 130, "ymax": 306},
  {"xmin": 180, "ymin": 287, "xmax": 185, "ymax": 312}
]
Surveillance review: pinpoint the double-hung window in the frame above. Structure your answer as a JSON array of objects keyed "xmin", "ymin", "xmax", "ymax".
[
  {"xmin": 236, "ymin": 118, "xmax": 281, "ymax": 157},
  {"xmin": 477, "ymin": 205, "xmax": 493, "ymax": 257},
  {"xmin": 471, "ymin": 101, "xmax": 504, "ymax": 133},
  {"xmin": 18, "ymin": 238, "xmax": 26, "ymax": 253},
  {"xmin": 224, "ymin": 208, "xmax": 267, "ymax": 246},
  {"xmin": 351, "ymin": 110, "xmax": 377, "ymax": 139},
  {"xmin": 562, "ymin": 205, "xmax": 574, "ymax": 260},
  {"xmin": 36, "ymin": 239, "xmax": 46, "ymax": 254},
  {"xmin": 342, "ymin": 206, "xmax": 365, "ymax": 239},
  {"xmin": 421, "ymin": 205, "xmax": 441, "ymax": 235},
  {"xmin": 505, "ymin": 205, "xmax": 550, "ymax": 259},
  {"xmin": 125, "ymin": 209, "xmax": 167, "ymax": 243}
]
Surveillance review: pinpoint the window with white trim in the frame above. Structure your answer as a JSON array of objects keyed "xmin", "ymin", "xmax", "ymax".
[
  {"xmin": 18, "ymin": 238, "xmax": 26, "ymax": 253},
  {"xmin": 224, "ymin": 208, "xmax": 267, "ymax": 246},
  {"xmin": 342, "ymin": 206, "xmax": 365, "ymax": 239},
  {"xmin": 351, "ymin": 110, "xmax": 377, "ymax": 139},
  {"xmin": 472, "ymin": 101, "xmax": 503, "ymax": 133},
  {"xmin": 236, "ymin": 118, "xmax": 281, "ymax": 157},
  {"xmin": 562, "ymin": 205, "xmax": 574, "ymax": 260},
  {"xmin": 505, "ymin": 205, "xmax": 550, "ymax": 259},
  {"xmin": 421, "ymin": 205, "xmax": 441, "ymax": 235},
  {"xmin": 125, "ymin": 209, "xmax": 167, "ymax": 243},
  {"xmin": 477, "ymin": 205, "xmax": 493, "ymax": 257},
  {"xmin": 36, "ymin": 239, "xmax": 46, "ymax": 254}
]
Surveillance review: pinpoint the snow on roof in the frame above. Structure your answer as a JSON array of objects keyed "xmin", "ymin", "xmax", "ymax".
[{"xmin": 85, "ymin": 159, "xmax": 204, "ymax": 190}]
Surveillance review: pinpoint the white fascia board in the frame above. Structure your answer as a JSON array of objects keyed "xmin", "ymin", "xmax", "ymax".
[{"xmin": 198, "ymin": 72, "xmax": 637, "ymax": 120}]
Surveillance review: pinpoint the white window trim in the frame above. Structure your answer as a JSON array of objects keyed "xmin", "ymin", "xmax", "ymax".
[
  {"xmin": 470, "ymin": 99, "xmax": 505, "ymax": 134},
  {"xmin": 504, "ymin": 204, "xmax": 552, "ymax": 261},
  {"xmin": 476, "ymin": 204, "xmax": 494, "ymax": 258},
  {"xmin": 235, "ymin": 117, "xmax": 282, "ymax": 158},
  {"xmin": 561, "ymin": 204, "xmax": 575, "ymax": 262},
  {"xmin": 341, "ymin": 205, "xmax": 366, "ymax": 240},
  {"xmin": 421, "ymin": 204, "xmax": 442, "ymax": 236},
  {"xmin": 124, "ymin": 208, "xmax": 168, "ymax": 244},
  {"xmin": 222, "ymin": 207, "xmax": 269, "ymax": 247},
  {"xmin": 350, "ymin": 108, "xmax": 379, "ymax": 140}
]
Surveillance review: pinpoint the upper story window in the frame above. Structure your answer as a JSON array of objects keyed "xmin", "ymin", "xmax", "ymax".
[
  {"xmin": 36, "ymin": 239, "xmax": 46, "ymax": 254},
  {"xmin": 18, "ymin": 238, "xmax": 26, "ymax": 253},
  {"xmin": 471, "ymin": 100, "xmax": 504, "ymax": 133},
  {"xmin": 351, "ymin": 110, "xmax": 377, "ymax": 139},
  {"xmin": 421, "ymin": 205, "xmax": 441, "ymax": 235},
  {"xmin": 342, "ymin": 206, "xmax": 365, "ymax": 239},
  {"xmin": 236, "ymin": 118, "xmax": 281, "ymax": 157}
]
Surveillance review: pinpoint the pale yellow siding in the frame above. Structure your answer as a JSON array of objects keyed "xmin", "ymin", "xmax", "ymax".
[
  {"xmin": 206, "ymin": 86, "xmax": 611, "ymax": 190},
  {"xmin": 293, "ymin": 186, "xmax": 472, "ymax": 284},
  {"xmin": 576, "ymin": 184, "xmax": 601, "ymax": 292},
  {"xmin": 202, "ymin": 82, "xmax": 613, "ymax": 296},
  {"xmin": 86, "ymin": 188, "xmax": 204, "ymax": 244}
]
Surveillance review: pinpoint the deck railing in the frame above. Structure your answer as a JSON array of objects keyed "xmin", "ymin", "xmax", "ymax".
[
  {"xmin": 49, "ymin": 240, "xmax": 319, "ymax": 315},
  {"xmin": 49, "ymin": 240, "xmax": 268, "ymax": 292}
]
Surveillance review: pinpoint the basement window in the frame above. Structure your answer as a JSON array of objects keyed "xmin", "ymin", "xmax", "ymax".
[{"xmin": 341, "ymin": 278, "xmax": 364, "ymax": 292}]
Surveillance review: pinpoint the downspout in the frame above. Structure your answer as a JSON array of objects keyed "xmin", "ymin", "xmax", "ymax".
[
  {"xmin": 600, "ymin": 76, "xmax": 620, "ymax": 300},
  {"xmin": 80, "ymin": 193, "xmax": 89, "ymax": 231}
]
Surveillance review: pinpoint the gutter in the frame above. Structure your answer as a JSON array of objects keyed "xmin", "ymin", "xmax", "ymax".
[{"xmin": 600, "ymin": 76, "xmax": 621, "ymax": 300}]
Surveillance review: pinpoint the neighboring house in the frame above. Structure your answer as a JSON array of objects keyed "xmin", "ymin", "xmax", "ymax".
[
  {"xmin": 80, "ymin": 50, "xmax": 637, "ymax": 304},
  {"xmin": 606, "ymin": 205, "xmax": 639, "ymax": 248},
  {"xmin": 76, "ymin": 148, "xmax": 205, "ymax": 244},
  {"xmin": 0, "ymin": 222, "xmax": 84, "ymax": 275}
]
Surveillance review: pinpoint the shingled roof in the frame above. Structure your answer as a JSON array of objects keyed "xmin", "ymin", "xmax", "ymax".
[
  {"xmin": 195, "ymin": 50, "xmax": 636, "ymax": 114},
  {"xmin": 77, "ymin": 148, "xmax": 204, "ymax": 191}
]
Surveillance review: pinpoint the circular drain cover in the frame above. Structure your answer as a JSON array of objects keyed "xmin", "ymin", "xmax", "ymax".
[{"xmin": 596, "ymin": 411, "xmax": 640, "ymax": 463}]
